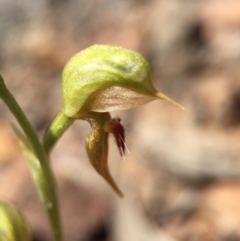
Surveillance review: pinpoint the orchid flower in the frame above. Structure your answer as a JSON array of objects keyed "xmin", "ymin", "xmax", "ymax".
[{"xmin": 43, "ymin": 45, "xmax": 183, "ymax": 197}]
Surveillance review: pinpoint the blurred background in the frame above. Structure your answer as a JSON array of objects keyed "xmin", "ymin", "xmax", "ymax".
[{"xmin": 1, "ymin": 0, "xmax": 240, "ymax": 240}]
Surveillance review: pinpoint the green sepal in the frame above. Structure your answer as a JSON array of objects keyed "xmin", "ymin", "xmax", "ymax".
[{"xmin": 62, "ymin": 45, "xmax": 183, "ymax": 117}]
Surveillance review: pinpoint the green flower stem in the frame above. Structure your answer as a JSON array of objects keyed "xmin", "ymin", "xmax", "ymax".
[
  {"xmin": 43, "ymin": 110, "xmax": 74, "ymax": 154},
  {"xmin": 0, "ymin": 75, "xmax": 62, "ymax": 241}
]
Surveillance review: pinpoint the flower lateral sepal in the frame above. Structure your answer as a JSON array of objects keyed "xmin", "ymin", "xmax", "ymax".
[{"xmin": 82, "ymin": 112, "xmax": 124, "ymax": 198}]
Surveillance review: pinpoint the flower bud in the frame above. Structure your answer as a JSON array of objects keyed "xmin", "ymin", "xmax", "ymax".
[
  {"xmin": 62, "ymin": 45, "xmax": 183, "ymax": 117},
  {"xmin": 0, "ymin": 201, "xmax": 31, "ymax": 241}
]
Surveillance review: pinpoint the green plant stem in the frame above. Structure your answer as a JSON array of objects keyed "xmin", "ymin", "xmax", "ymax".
[
  {"xmin": 43, "ymin": 110, "xmax": 74, "ymax": 155},
  {"xmin": 0, "ymin": 75, "xmax": 62, "ymax": 241}
]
